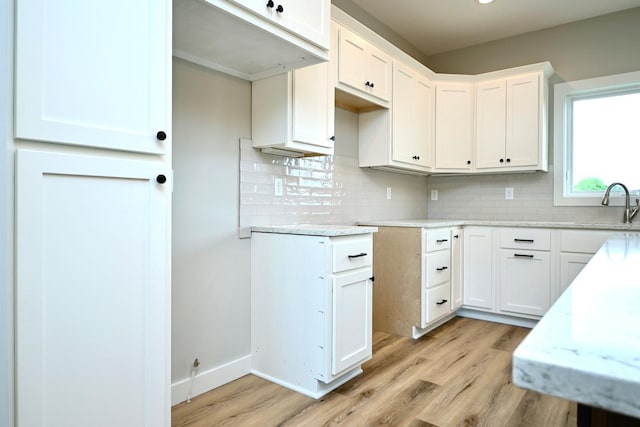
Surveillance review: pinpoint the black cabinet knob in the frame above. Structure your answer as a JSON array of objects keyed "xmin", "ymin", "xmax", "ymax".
[
  {"xmin": 467, "ymin": 160, "xmax": 471, "ymax": 165},
  {"xmin": 156, "ymin": 131, "xmax": 167, "ymax": 141},
  {"xmin": 500, "ymin": 158, "xmax": 504, "ymax": 163},
  {"xmin": 365, "ymin": 81, "xmax": 371, "ymax": 87},
  {"xmin": 156, "ymin": 174, "xmax": 167, "ymax": 184},
  {"xmin": 266, "ymin": 0, "xmax": 274, "ymax": 8},
  {"xmin": 506, "ymin": 158, "xmax": 511, "ymax": 163},
  {"xmin": 412, "ymin": 155, "xmax": 420, "ymax": 160},
  {"xmin": 370, "ymin": 82, "xmax": 374, "ymax": 88},
  {"xmin": 330, "ymin": 135, "xmax": 335, "ymax": 141},
  {"xmin": 369, "ymin": 276, "xmax": 375, "ymax": 282},
  {"xmin": 276, "ymin": 4, "xmax": 284, "ymax": 12}
]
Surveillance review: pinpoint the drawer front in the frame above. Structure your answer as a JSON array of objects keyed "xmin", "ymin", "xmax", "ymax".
[
  {"xmin": 423, "ymin": 282, "xmax": 452, "ymax": 326},
  {"xmin": 331, "ymin": 235, "xmax": 373, "ymax": 273},
  {"xmin": 424, "ymin": 228, "xmax": 451, "ymax": 252},
  {"xmin": 425, "ymin": 251, "xmax": 451, "ymax": 287},
  {"xmin": 560, "ymin": 230, "xmax": 617, "ymax": 253},
  {"xmin": 499, "ymin": 228, "xmax": 550, "ymax": 251}
]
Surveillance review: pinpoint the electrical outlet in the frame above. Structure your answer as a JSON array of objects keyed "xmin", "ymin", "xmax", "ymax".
[
  {"xmin": 386, "ymin": 187, "xmax": 392, "ymax": 200},
  {"xmin": 274, "ymin": 178, "xmax": 283, "ymax": 197},
  {"xmin": 505, "ymin": 187, "xmax": 514, "ymax": 200},
  {"xmin": 431, "ymin": 189, "xmax": 438, "ymax": 201}
]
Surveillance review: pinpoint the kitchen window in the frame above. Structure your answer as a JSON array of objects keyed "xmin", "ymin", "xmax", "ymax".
[{"xmin": 553, "ymin": 70, "xmax": 640, "ymax": 206}]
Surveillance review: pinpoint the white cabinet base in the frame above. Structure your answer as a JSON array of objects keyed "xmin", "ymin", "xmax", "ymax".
[{"xmin": 251, "ymin": 366, "xmax": 362, "ymax": 399}]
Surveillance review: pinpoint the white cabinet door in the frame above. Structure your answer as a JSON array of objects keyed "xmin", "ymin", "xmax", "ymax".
[
  {"xmin": 15, "ymin": 149, "xmax": 169, "ymax": 427},
  {"xmin": 475, "ymin": 79, "xmax": 507, "ymax": 169},
  {"xmin": 252, "ymin": 61, "xmax": 334, "ymax": 155},
  {"xmin": 332, "ymin": 269, "xmax": 372, "ymax": 376},
  {"xmin": 560, "ymin": 253, "xmax": 593, "ymax": 294},
  {"xmin": 392, "ymin": 63, "xmax": 433, "ymax": 169},
  {"xmin": 337, "ymin": 26, "xmax": 392, "ymax": 103},
  {"xmin": 499, "ymin": 250, "xmax": 550, "ymax": 316},
  {"xmin": 229, "ymin": 0, "xmax": 329, "ymax": 48},
  {"xmin": 292, "ymin": 62, "xmax": 334, "ymax": 149},
  {"xmin": 451, "ymin": 229, "xmax": 464, "ymax": 310},
  {"xmin": 463, "ymin": 227, "xmax": 493, "ymax": 309},
  {"xmin": 435, "ymin": 82, "xmax": 473, "ymax": 171},
  {"xmin": 506, "ymin": 73, "xmax": 540, "ymax": 167},
  {"xmin": 15, "ymin": 0, "xmax": 169, "ymax": 154}
]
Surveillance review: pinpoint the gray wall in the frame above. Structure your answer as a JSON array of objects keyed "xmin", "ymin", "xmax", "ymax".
[
  {"xmin": 172, "ymin": 59, "xmax": 252, "ymax": 384},
  {"xmin": 424, "ymin": 7, "xmax": 640, "ymax": 82},
  {"xmin": 331, "ymin": 0, "xmax": 430, "ymax": 65}
]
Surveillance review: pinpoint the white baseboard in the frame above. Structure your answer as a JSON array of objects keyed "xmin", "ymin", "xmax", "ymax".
[
  {"xmin": 171, "ymin": 354, "xmax": 251, "ymax": 406},
  {"xmin": 456, "ymin": 308, "xmax": 538, "ymax": 329}
]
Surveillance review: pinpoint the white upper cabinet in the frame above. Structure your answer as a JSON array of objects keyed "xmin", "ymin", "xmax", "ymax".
[
  {"xmin": 434, "ymin": 82, "xmax": 474, "ymax": 172},
  {"xmin": 229, "ymin": 0, "xmax": 329, "ymax": 49},
  {"xmin": 173, "ymin": 0, "xmax": 329, "ymax": 81},
  {"xmin": 391, "ymin": 62, "xmax": 434, "ymax": 171},
  {"xmin": 475, "ymin": 79, "xmax": 507, "ymax": 169},
  {"xmin": 15, "ymin": 0, "xmax": 170, "ymax": 154},
  {"xmin": 475, "ymin": 72, "xmax": 547, "ymax": 171},
  {"xmin": 336, "ymin": 25, "xmax": 392, "ymax": 106},
  {"xmin": 252, "ymin": 61, "xmax": 334, "ymax": 157}
]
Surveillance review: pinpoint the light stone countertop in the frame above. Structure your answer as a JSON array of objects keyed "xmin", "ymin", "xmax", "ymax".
[
  {"xmin": 251, "ymin": 224, "xmax": 378, "ymax": 237},
  {"xmin": 359, "ymin": 218, "xmax": 640, "ymax": 231},
  {"xmin": 512, "ymin": 233, "xmax": 640, "ymax": 418}
]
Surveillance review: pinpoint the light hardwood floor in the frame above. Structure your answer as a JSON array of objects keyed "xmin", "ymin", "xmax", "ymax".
[{"xmin": 172, "ymin": 317, "xmax": 577, "ymax": 427}]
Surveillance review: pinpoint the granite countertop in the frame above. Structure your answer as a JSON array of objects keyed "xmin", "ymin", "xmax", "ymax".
[
  {"xmin": 512, "ymin": 233, "xmax": 640, "ymax": 418},
  {"xmin": 251, "ymin": 224, "xmax": 378, "ymax": 237},
  {"xmin": 359, "ymin": 218, "xmax": 640, "ymax": 231}
]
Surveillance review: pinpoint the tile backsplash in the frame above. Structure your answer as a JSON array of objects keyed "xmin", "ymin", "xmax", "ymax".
[
  {"xmin": 427, "ymin": 170, "xmax": 625, "ymax": 224},
  {"xmin": 239, "ymin": 138, "xmax": 428, "ymax": 237}
]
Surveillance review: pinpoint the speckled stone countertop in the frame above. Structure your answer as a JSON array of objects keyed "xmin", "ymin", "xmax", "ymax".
[
  {"xmin": 513, "ymin": 233, "xmax": 640, "ymax": 418},
  {"xmin": 251, "ymin": 224, "xmax": 378, "ymax": 237},
  {"xmin": 359, "ymin": 218, "xmax": 640, "ymax": 231}
]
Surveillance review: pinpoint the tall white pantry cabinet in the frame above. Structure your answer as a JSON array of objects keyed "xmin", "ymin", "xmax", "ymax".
[{"xmin": 11, "ymin": 0, "xmax": 172, "ymax": 426}]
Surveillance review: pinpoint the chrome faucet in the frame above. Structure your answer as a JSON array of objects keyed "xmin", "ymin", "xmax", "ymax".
[{"xmin": 601, "ymin": 182, "xmax": 640, "ymax": 224}]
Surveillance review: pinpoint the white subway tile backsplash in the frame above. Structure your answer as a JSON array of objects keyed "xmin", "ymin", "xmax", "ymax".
[{"xmin": 239, "ymin": 140, "xmax": 428, "ymax": 231}]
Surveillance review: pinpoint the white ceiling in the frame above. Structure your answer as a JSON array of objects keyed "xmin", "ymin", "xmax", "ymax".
[{"xmin": 348, "ymin": 0, "xmax": 640, "ymax": 56}]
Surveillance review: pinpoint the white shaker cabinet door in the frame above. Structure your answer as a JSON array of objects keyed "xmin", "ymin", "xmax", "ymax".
[
  {"xmin": 332, "ymin": 269, "xmax": 372, "ymax": 376},
  {"xmin": 15, "ymin": 149, "xmax": 170, "ymax": 427},
  {"xmin": 15, "ymin": 0, "xmax": 169, "ymax": 153}
]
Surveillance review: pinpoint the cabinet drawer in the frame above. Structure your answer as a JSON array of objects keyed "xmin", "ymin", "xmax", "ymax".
[
  {"xmin": 331, "ymin": 235, "xmax": 373, "ymax": 273},
  {"xmin": 560, "ymin": 230, "xmax": 616, "ymax": 253},
  {"xmin": 424, "ymin": 228, "xmax": 451, "ymax": 252},
  {"xmin": 424, "ymin": 251, "xmax": 451, "ymax": 287},
  {"xmin": 499, "ymin": 228, "xmax": 550, "ymax": 251},
  {"xmin": 424, "ymin": 282, "xmax": 451, "ymax": 325}
]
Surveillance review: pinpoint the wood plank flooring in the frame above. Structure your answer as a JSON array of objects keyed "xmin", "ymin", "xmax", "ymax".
[{"xmin": 172, "ymin": 317, "xmax": 577, "ymax": 427}]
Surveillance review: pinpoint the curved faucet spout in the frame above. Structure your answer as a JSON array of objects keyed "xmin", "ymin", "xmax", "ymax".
[{"xmin": 601, "ymin": 182, "xmax": 639, "ymax": 223}]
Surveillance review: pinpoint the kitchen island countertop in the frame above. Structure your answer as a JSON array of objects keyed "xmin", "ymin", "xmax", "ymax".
[{"xmin": 512, "ymin": 233, "xmax": 640, "ymax": 418}]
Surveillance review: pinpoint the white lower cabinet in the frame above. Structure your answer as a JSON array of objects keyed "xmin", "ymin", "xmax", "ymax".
[
  {"xmin": 463, "ymin": 227, "xmax": 493, "ymax": 310},
  {"xmin": 251, "ymin": 231, "xmax": 373, "ymax": 398},
  {"xmin": 498, "ymin": 249, "xmax": 551, "ymax": 316},
  {"xmin": 497, "ymin": 228, "xmax": 551, "ymax": 317},
  {"xmin": 451, "ymin": 228, "xmax": 463, "ymax": 310},
  {"xmin": 15, "ymin": 149, "xmax": 170, "ymax": 427},
  {"xmin": 558, "ymin": 229, "xmax": 621, "ymax": 294}
]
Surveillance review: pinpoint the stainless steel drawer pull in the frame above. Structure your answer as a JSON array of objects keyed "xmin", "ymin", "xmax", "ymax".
[
  {"xmin": 514, "ymin": 253, "xmax": 534, "ymax": 258},
  {"xmin": 436, "ymin": 266, "xmax": 449, "ymax": 271},
  {"xmin": 436, "ymin": 299, "xmax": 448, "ymax": 305},
  {"xmin": 436, "ymin": 239, "xmax": 449, "ymax": 243},
  {"xmin": 347, "ymin": 252, "xmax": 367, "ymax": 259},
  {"xmin": 514, "ymin": 238, "xmax": 534, "ymax": 243}
]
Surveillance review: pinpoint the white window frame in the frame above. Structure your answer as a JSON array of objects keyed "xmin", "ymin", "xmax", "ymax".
[{"xmin": 553, "ymin": 70, "xmax": 640, "ymax": 207}]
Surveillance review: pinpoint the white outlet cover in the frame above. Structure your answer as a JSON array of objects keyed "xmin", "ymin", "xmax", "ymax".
[
  {"xmin": 505, "ymin": 187, "xmax": 514, "ymax": 200},
  {"xmin": 431, "ymin": 189, "xmax": 438, "ymax": 201}
]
